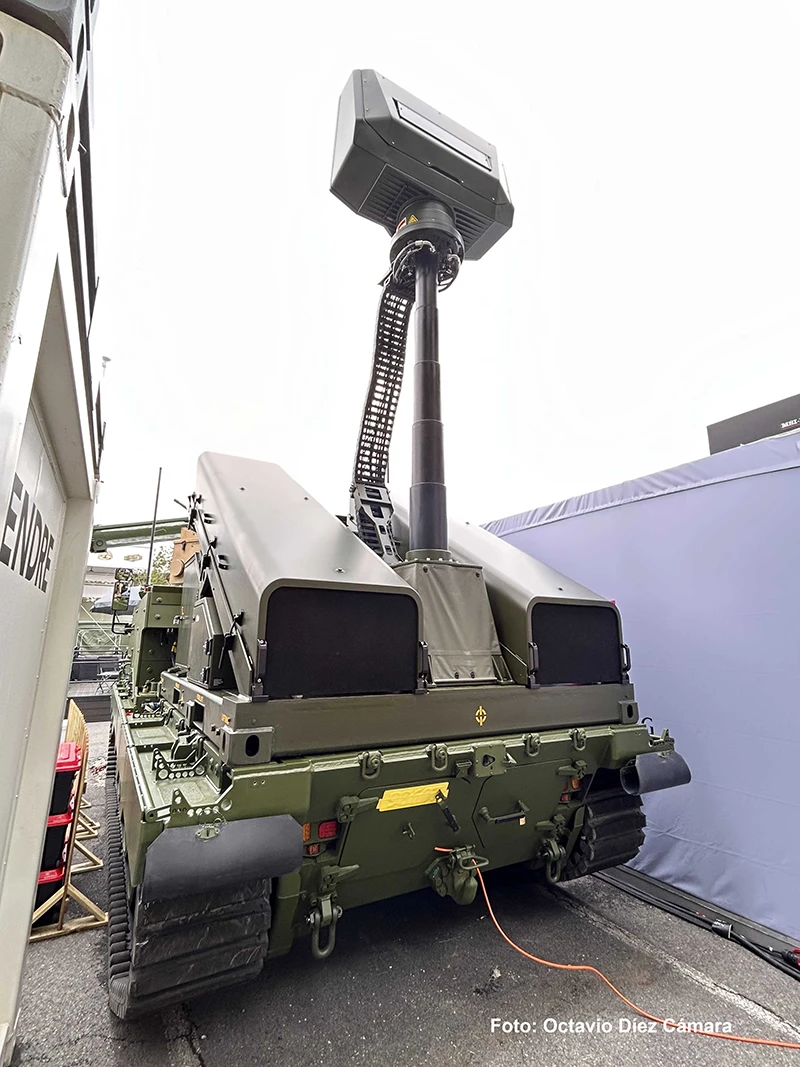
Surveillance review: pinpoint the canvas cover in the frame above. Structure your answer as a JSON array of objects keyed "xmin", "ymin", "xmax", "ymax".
[
  {"xmin": 394, "ymin": 560, "xmax": 510, "ymax": 684},
  {"xmin": 485, "ymin": 432, "xmax": 800, "ymax": 940}
]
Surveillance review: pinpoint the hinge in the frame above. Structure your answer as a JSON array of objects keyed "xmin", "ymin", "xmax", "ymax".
[
  {"xmin": 557, "ymin": 759, "xmax": 588, "ymax": 779},
  {"xmin": 336, "ymin": 795, "xmax": 379, "ymax": 823},
  {"xmin": 318, "ymin": 863, "xmax": 359, "ymax": 897}
]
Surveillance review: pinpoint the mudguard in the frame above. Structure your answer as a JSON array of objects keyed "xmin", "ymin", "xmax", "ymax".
[
  {"xmin": 621, "ymin": 750, "xmax": 691, "ymax": 796},
  {"xmin": 141, "ymin": 814, "xmax": 302, "ymax": 901}
]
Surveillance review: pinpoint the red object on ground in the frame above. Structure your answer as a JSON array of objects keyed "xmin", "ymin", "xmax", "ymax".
[
  {"xmin": 41, "ymin": 810, "xmax": 74, "ymax": 870},
  {"xmin": 37, "ymin": 867, "xmax": 65, "ymax": 886},
  {"xmin": 33, "ymin": 867, "xmax": 65, "ymax": 927},
  {"xmin": 49, "ymin": 742, "xmax": 82, "ymax": 815},
  {"xmin": 46, "ymin": 812, "xmax": 72, "ymax": 828},
  {"xmin": 55, "ymin": 742, "xmax": 81, "ymax": 773}
]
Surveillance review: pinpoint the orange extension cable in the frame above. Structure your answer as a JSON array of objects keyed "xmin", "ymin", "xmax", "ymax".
[{"xmin": 433, "ymin": 849, "xmax": 800, "ymax": 1051}]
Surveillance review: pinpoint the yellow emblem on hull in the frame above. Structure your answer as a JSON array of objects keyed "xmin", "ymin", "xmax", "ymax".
[
  {"xmin": 377, "ymin": 782, "xmax": 449, "ymax": 812},
  {"xmin": 475, "ymin": 705, "xmax": 487, "ymax": 726}
]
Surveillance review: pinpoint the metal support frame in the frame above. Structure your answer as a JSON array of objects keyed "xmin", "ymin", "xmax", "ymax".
[
  {"xmin": 348, "ymin": 199, "xmax": 463, "ymax": 564},
  {"xmin": 29, "ymin": 702, "xmax": 108, "ymax": 936},
  {"xmin": 89, "ymin": 518, "xmax": 186, "ymax": 554},
  {"xmin": 408, "ymin": 249, "xmax": 449, "ymax": 558}
]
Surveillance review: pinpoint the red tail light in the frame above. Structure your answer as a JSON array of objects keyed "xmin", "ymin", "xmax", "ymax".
[{"xmin": 318, "ymin": 819, "xmax": 338, "ymax": 840}]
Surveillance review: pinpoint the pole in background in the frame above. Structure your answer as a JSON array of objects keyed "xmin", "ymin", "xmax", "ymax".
[{"xmin": 145, "ymin": 467, "xmax": 162, "ymax": 586}]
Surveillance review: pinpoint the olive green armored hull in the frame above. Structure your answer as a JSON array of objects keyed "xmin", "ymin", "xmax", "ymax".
[
  {"xmin": 108, "ymin": 661, "xmax": 676, "ymax": 1017},
  {"xmin": 106, "ymin": 453, "xmax": 689, "ymax": 1019},
  {"xmin": 104, "ymin": 65, "xmax": 693, "ymax": 1019}
]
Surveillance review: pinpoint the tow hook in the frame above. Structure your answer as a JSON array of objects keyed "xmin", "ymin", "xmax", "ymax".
[
  {"xmin": 541, "ymin": 837, "xmax": 566, "ymax": 884},
  {"xmin": 307, "ymin": 896, "xmax": 342, "ymax": 960},
  {"xmin": 426, "ymin": 846, "xmax": 488, "ymax": 906}
]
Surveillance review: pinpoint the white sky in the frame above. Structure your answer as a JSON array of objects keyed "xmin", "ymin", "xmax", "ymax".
[{"xmin": 89, "ymin": 1, "xmax": 800, "ymax": 533}]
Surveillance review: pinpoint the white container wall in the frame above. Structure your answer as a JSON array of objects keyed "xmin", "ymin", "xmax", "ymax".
[{"xmin": 0, "ymin": 5, "xmax": 100, "ymax": 1062}]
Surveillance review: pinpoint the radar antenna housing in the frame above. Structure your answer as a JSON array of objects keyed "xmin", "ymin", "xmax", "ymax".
[{"xmin": 331, "ymin": 69, "xmax": 514, "ymax": 558}]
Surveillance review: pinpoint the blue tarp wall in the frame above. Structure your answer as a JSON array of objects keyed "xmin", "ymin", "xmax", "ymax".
[{"xmin": 485, "ymin": 432, "xmax": 800, "ymax": 941}]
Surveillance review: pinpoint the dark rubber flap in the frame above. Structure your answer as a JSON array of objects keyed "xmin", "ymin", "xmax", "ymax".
[
  {"xmin": 142, "ymin": 814, "xmax": 302, "ymax": 902},
  {"xmin": 620, "ymin": 750, "xmax": 691, "ymax": 796}
]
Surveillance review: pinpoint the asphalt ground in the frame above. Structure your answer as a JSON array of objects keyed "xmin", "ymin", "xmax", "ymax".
[{"xmin": 13, "ymin": 723, "xmax": 800, "ymax": 1067}]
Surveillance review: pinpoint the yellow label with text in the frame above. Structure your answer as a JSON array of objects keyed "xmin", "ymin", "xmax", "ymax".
[{"xmin": 377, "ymin": 782, "xmax": 449, "ymax": 812}]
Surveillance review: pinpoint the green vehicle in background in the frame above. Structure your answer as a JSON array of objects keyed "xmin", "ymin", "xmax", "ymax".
[{"xmin": 106, "ymin": 70, "xmax": 690, "ymax": 1019}]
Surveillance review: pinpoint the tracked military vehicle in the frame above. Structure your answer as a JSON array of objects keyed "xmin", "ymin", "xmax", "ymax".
[{"xmin": 107, "ymin": 70, "xmax": 691, "ymax": 1019}]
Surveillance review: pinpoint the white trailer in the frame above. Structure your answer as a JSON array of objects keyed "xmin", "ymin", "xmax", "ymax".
[{"xmin": 0, "ymin": 3, "xmax": 101, "ymax": 1061}]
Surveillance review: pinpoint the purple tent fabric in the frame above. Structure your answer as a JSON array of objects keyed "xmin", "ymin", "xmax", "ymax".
[{"xmin": 485, "ymin": 432, "xmax": 800, "ymax": 940}]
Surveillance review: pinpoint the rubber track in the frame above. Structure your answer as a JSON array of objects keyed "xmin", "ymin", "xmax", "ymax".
[
  {"xmin": 561, "ymin": 778, "xmax": 646, "ymax": 880},
  {"xmin": 105, "ymin": 730, "xmax": 271, "ymax": 1019}
]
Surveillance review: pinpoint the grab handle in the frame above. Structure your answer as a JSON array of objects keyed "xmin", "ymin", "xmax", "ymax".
[{"xmin": 477, "ymin": 800, "xmax": 529, "ymax": 825}]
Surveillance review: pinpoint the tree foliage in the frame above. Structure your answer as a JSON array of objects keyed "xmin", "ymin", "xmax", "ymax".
[{"xmin": 129, "ymin": 545, "xmax": 172, "ymax": 587}]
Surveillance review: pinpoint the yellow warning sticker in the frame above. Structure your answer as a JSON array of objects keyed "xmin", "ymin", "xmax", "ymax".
[
  {"xmin": 475, "ymin": 705, "xmax": 487, "ymax": 726},
  {"xmin": 377, "ymin": 782, "xmax": 449, "ymax": 812},
  {"xmin": 408, "ymin": 214, "xmax": 418, "ymax": 223},
  {"xmin": 220, "ymin": 713, "xmax": 230, "ymax": 725}
]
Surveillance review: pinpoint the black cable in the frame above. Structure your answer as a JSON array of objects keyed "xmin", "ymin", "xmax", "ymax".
[
  {"xmin": 390, "ymin": 239, "xmax": 462, "ymax": 291},
  {"xmin": 593, "ymin": 874, "xmax": 800, "ymax": 983}
]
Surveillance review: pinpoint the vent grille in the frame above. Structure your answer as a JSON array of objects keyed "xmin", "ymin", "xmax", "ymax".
[
  {"xmin": 265, "ymin": 587, "xmax": 419, "ymax": 698},
  {"xmin": 531, "ymin": 603, "xmax": 623, "ymax": 686},
  {"xmin": 360, "ymin": 168, "xmax": 490, "ymax": 253}
]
